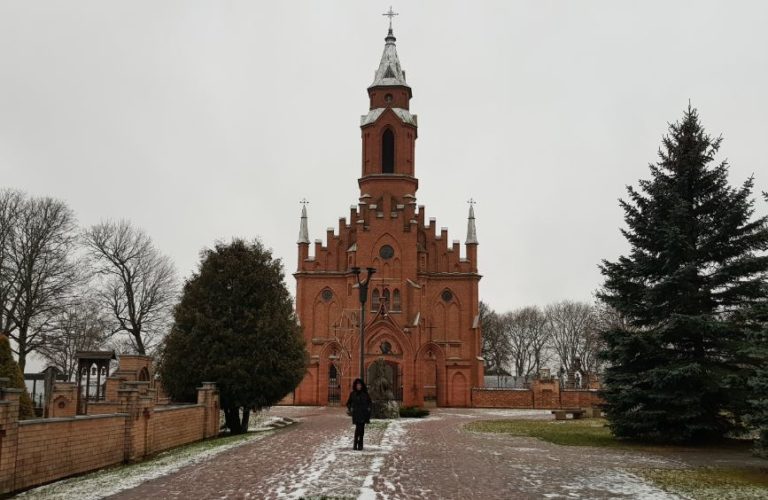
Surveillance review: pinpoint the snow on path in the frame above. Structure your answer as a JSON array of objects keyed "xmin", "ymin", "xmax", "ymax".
[{"xmin": 264, "ymin": 418, "xmax": 408, "ymax": 499}]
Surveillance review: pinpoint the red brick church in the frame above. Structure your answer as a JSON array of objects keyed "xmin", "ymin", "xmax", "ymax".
[{"xmin": 293, "ymin": 22, "xmax": 483, "ymax": 407}]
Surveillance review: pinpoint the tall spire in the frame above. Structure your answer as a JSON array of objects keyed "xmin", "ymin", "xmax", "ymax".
[
  {"xmin": 370, "ymin": 7, "xmax": 409, "ymax": 89},
  {"xmin": 466, "ymin": 199, "xmax": 478, "ymax": 244},
  {"xmin": 297, "ymin": 200, "xmax": 309, "ymax": 244}
]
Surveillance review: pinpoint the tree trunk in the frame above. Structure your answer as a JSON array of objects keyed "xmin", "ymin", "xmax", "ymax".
[
  {"xmin": 17, "ymin": 349, "xmax": 26, "ymax": 373},
  {"xmin": 133, "ymin": 331, "xmax": 146, "ymax": 355},
  {"xmin": 241, "ymin": 408, "xmax": 250, "ymax": 433},
  {"xmin": 16, "ymin": 331, "xmax": 27, "ymax": 372},
  {"xmin": 223, "ymin": 407, "xmax": 251, "ymax": 435}
]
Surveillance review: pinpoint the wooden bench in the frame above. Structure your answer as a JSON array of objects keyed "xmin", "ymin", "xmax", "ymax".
[
  {"xmin": 551, "ymin": 408, "xmax": 586, "ymax": 420},
  {"xmin": 583, "ymin": 406, "xmax": 603, "ymax": 418}
]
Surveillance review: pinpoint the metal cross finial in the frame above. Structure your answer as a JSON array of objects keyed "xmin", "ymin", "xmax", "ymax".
[
  {"xmin": 300, "ymin": 198, "xmax": 309, "ymax": 205},
  {"xmin": 467, "ymin": 198, "xmax": 476, "ymax": 206},
  {"xmin": 382, "ymin": 6, "xmax": 398, "ymax": 31}
]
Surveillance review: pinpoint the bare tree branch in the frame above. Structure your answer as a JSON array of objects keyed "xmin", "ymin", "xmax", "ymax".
[
  {"xmin": 83, "ymin": 220, "xmax": 177, "ymax": 354},
  {"xmin": 36, "ymin": 291, "xmax": 108, "ymax": 380}
]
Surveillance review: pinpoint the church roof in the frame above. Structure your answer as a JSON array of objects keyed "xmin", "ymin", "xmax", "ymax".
[
  {"xmin": 369, "ymin": 28, "xmax": 410, "ymax": 89},
  {"xmin": 360, "ymin": 107, "xmax": 418, "ymax": 127}
]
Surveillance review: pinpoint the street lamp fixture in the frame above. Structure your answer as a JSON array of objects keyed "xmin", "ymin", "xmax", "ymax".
[{"xmin": 351, "ymin": 266, "xmax": 376, "ymax": 382}]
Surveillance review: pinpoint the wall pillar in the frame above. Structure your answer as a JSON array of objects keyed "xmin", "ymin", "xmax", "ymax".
[
  {"xmin": 531, "ymin": 378, "xmax": 561, "ymax": 409},
  {"xmin": 197, "ymin": 382, "xmax": 220, "ymax": 439},
  {"xmin": 47, "ymin": 382, "xmax": 77, "ymax": 418}
]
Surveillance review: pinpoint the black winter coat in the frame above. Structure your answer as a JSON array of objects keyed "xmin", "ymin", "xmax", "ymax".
[{"xmin": 346, "ymin": 390, "xmax": 372, "ymax": 425}]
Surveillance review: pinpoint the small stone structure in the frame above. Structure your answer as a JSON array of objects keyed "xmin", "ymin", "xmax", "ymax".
[
  {"xmin": 368, "ymin": 359, "xmax": 400, "ymax": 419},
  {"xmin": 0, "ymin": 355, "xmax": 220, "ymax": 496}
]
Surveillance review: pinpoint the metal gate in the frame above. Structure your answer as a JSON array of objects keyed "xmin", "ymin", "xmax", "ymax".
[
  {"xmin": 328, "ymin": 364, "xmax": 341, "ymax": 406},
  {"xmin": 393, "ymin": 363, "xmax": 403, "ymax": 402}
]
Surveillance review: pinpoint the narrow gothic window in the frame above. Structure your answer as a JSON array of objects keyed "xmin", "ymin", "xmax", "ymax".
[
  {"xmin": 382, "ymin": 288, "xmax": 391, "ymax": 306},
  {"xmin": 393, "ymin": 289, "xmax": 401, "ymax": 311},
  {"xmin": 371, "ymin": 289, "xmax": 380, "ymax": 311},
  {"xmin": 382, "ymin": 129, "xmax": 395, "ymax": 173}
]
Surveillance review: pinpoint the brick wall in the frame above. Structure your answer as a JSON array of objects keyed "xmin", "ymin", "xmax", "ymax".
[
  {"xmin": 0, "ymin": 380, "xmax": 220, "ymax": 496},
  {"xmin": 151, "ymin": 406, "xmax": 205, "ymax": 453},
  {"xmin": 560, "ymin": 390, "xmax": 603, "ymax": 408},
  {"xmin": 472, "ymin": 381, "xmax": 603, "ymax": 410},
  {"xmin": 471, "ymin": 388, "xmax": 533, "ymax": 408},
  {"xmin": 14, "ymin": 415, "xmax": 126, "ymax": 491}
]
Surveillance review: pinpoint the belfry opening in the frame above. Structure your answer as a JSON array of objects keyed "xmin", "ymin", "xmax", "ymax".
[{"xmin": 382, "ymin": 129, "xmax": 395, "ymax": 173}]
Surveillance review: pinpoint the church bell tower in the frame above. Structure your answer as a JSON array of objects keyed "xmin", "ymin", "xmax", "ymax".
[
  {"xmin": 359, "ymin": 23, "xmax": 418, "ymax": 199},
  {"xmin": 292, "ymin": 12, "xmax": 483, "ymax": 409}
]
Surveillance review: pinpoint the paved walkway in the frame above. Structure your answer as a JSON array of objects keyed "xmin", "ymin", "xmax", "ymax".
[{"xmin": 108, "ymin": 407, "xmax": 763, "ymax": 499}]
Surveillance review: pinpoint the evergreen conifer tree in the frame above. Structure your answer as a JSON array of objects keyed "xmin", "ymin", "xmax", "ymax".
[
  {"xmin": 159, "ymin": 239, "xmax": 308, "ymax": 434},
  {"xmin": 742, "ymin": 277, "xmax": 768, "ymax": 456},
  {"xmin": 598, "ymin": 106, "xmax": 768, "ymax": 443},
  {"xmin": 0, "ymin": 335, "xmax": 35, "ymax": 419}
]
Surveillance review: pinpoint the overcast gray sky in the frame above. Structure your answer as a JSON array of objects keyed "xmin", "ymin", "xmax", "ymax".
[{"xmin": 2, "ymin": 1, "xmax": 767, "ymax": 316}]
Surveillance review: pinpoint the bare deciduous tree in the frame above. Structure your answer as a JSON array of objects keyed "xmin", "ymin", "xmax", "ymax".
[
  {"xmin": 0, "ymin": 190, "xmax": 23, "ymax": 336},
  {"xmin": 83, "ymin": 220, "xmax": 177, "ymax": 355},
  {"xmin": 545, "ymin": 300, "xmax": 596, "ymax": 374},
  {"xmin": 36, "ymin": 293, "xmax": 108, "ymax": 380},
  {"xmin": 0, "ymin": 190, "xmax": 78, "ymax": 371},
  {"xmin": 505, "ymin": 306, "xmax": 551, "ymax": 378},
  {"xmin": 480, "ymin": 301, "xmax": 511, "ymax": 385}
]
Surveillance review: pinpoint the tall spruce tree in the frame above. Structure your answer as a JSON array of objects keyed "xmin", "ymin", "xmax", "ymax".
[
  {"xmin": 598, "ymin": 106, "xmax": 768, "ymax": 443},
  {"xmin": 742, "ymin": 235, "xmax": 768, "ymax": 456},
  {"xmin": 159, "ymin": 239, "xmax": 308, "ymax": 434}
]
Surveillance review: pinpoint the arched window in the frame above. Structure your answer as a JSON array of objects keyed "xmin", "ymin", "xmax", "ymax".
[
  {"xmin": 371, "ymin": 289, "xmax": 380, "ymax": 311},
  {"xmin": 382, "ymin": 129, "xmax": 395, "ymax": 173},
  {"xmin": 392, "ymin": 289, "xmax": 401, "ymax": 311},
  {"xmin": 382, "ymin": 289, "xmax": 391, "ymax": 307}
]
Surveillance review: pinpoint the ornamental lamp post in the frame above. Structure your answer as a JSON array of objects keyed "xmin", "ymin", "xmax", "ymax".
[{"xmin": 351, "ymin": 266, "xmax": 376, "ymax": 382}]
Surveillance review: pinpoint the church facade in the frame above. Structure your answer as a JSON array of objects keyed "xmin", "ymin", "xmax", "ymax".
[{"xmin": 293, "ymin": 25, "xmax": 483, "ymax": 407}]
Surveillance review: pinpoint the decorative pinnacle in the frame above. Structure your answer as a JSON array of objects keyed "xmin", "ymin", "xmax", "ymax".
[
  {"xmin": 298, "ymin": 199, "xmax": 310, "ymax": 244},
  {"xmin": 466, "ymin": 199, "xmax": 478, "ymax": 245}
]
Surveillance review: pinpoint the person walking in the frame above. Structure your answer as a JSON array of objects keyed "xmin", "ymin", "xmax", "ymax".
[{"xmin": 346, "ymin": 378, "xmax": 372, "ymax": 450}]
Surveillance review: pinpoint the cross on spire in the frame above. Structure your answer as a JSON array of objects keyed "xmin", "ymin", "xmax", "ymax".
[
  {"xmin": 467, "ymin": 198, "xmax": 476, "ymax": 206},
  {"xmin": 300, "ymin": 198, "xmax": 309, "ymax": 205},
  {"xmin": 382, "ymin": 6, "xmax": 398, "ymax": 31}
]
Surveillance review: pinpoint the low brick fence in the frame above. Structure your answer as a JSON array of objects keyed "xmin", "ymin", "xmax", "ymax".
[
  {"xmin": 471, "ymin": 379, "xmax": 602, "ymax": 409},
  {"xmin": 0, "ymin": 381, "xmax": 220, "ymax": 495}
]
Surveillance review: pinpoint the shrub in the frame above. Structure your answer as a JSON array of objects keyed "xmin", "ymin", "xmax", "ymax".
[{"xmin": 399, "ymin": 406, "xmax": 430, "ymax": 418}]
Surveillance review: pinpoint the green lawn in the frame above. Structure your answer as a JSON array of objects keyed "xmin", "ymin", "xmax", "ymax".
[
  {"xmin": 467, "ymin": 419, "xmax": 768, "ymax": 499},
  {"xmin": 466, "ymin": 418, "xmax": 623, "ymax": 448},
  {"xmin": 633, "ymin": 467, "xmax": 768, "ymax": 500}
]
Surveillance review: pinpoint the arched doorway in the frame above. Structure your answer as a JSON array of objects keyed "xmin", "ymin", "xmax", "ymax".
[
  {"xmin": 328, "ymin": 364, "xmax": 341, "ymax": 406},
  {"xmin": 423, "ymin": 358, "xmax": 438, "ymax": 407}
]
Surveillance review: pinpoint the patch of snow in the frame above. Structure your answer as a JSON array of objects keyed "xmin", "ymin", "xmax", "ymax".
[{"xmin": 567, "ymin": 469, "xmax": 684, "ymax": 499}]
